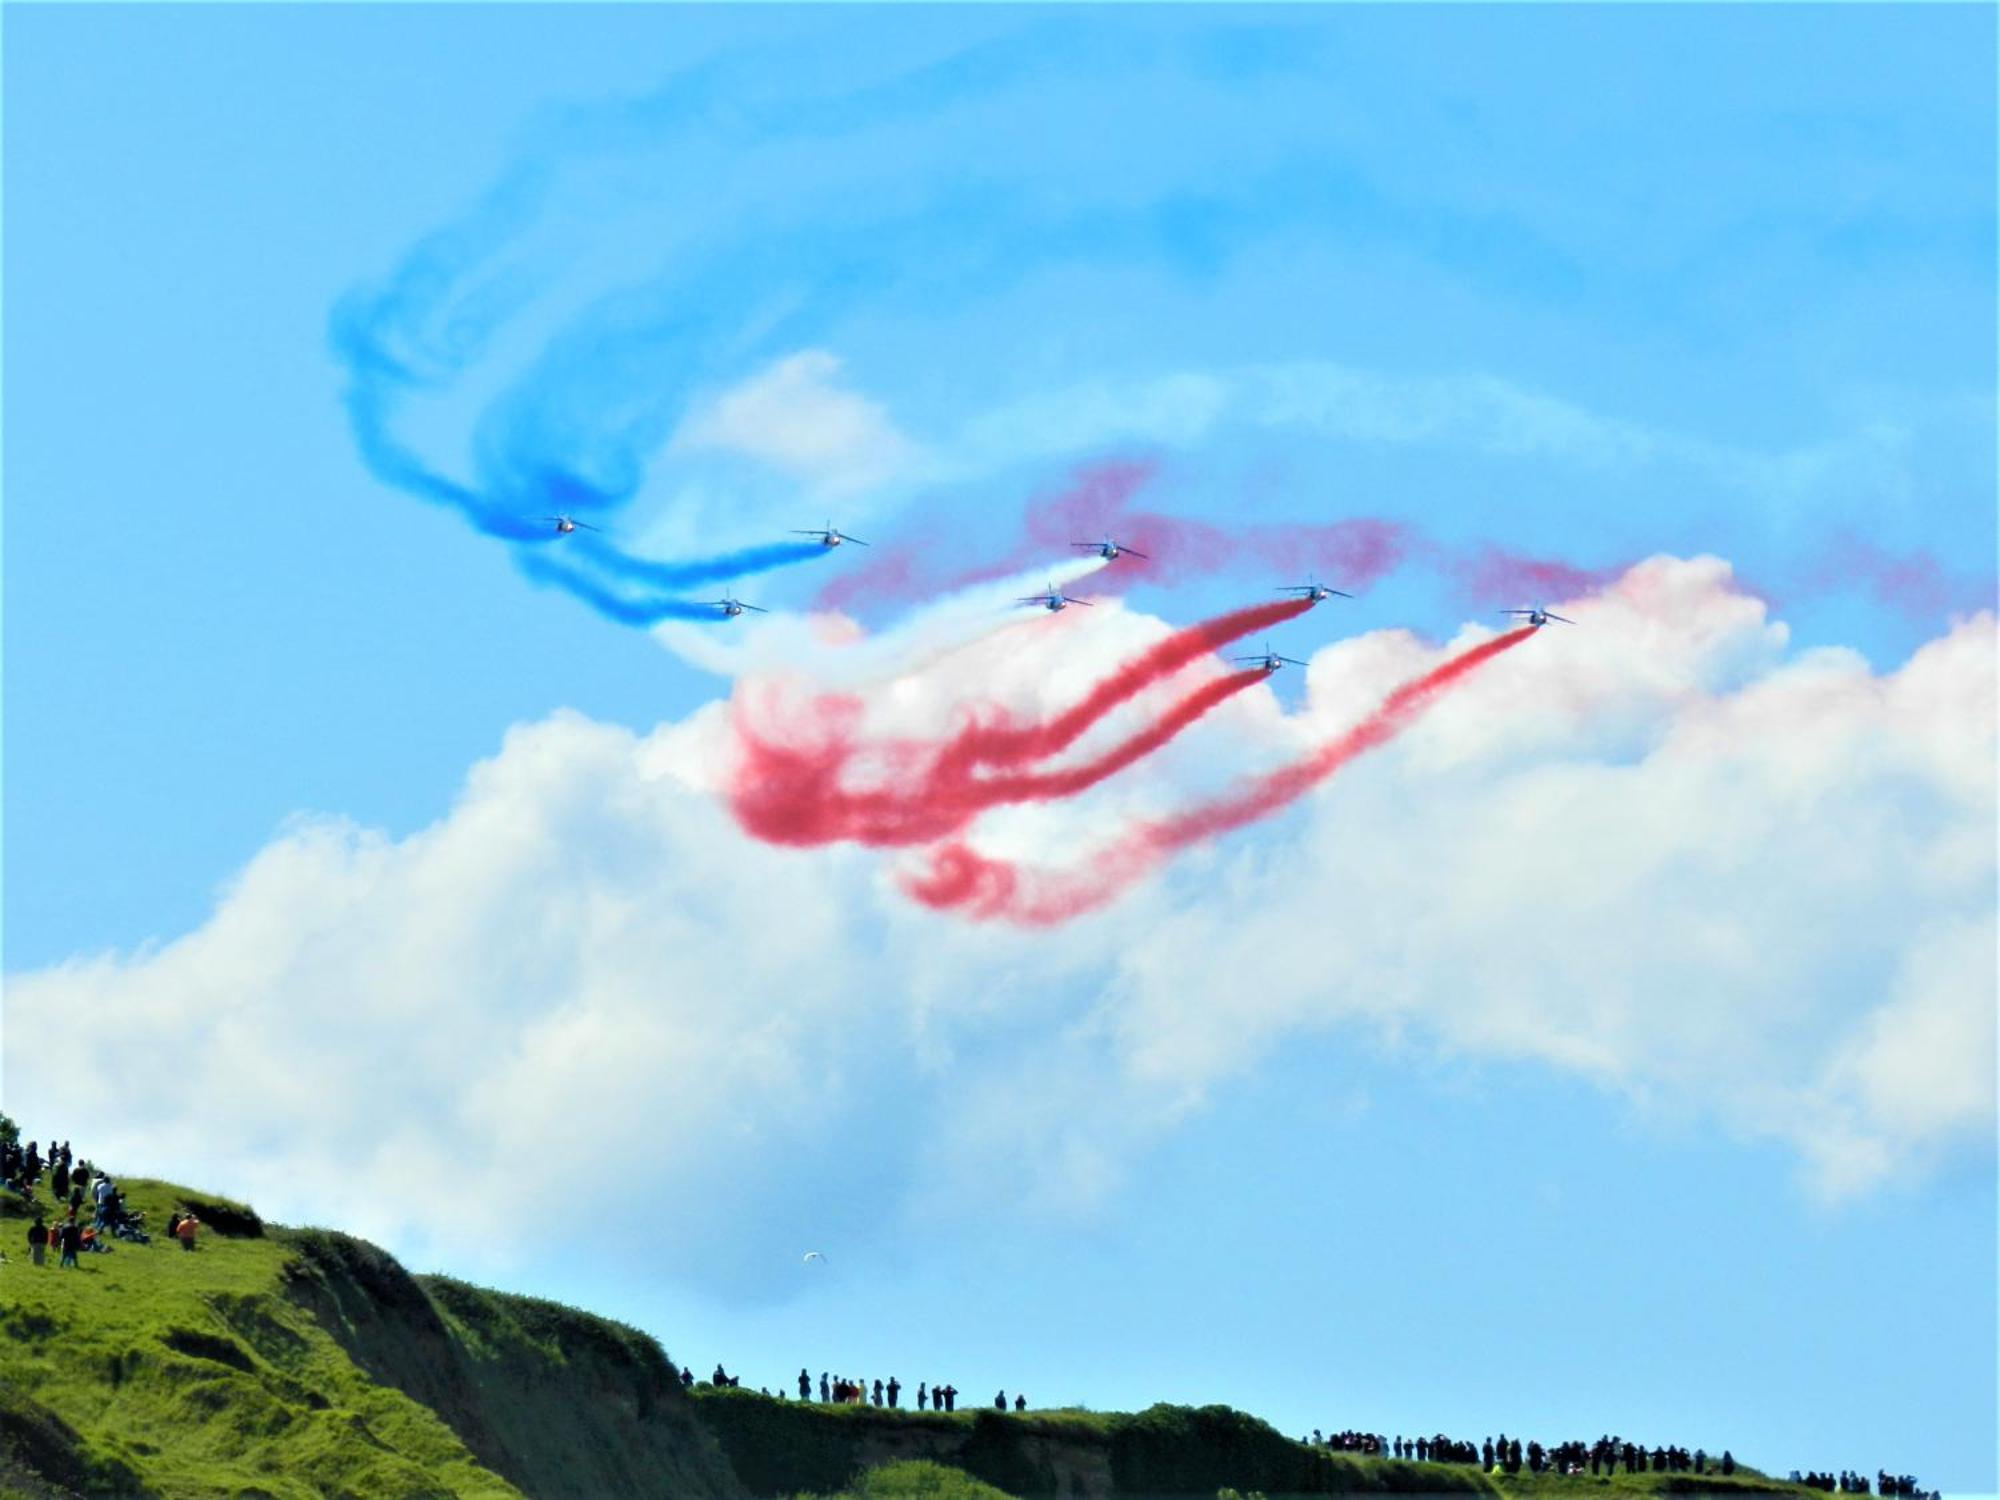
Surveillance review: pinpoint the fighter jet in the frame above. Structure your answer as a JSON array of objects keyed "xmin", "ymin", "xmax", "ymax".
[
  {"xmin": 1503, "ymin": 606, "xmax": 1574, "ymax": 629},
  {"xmin": 1233, "ymin": 642, "xmax": 1308, "ymax": 674},
  {"xmin": 1277, "ymin": 579, "xmax": 1353, "ymax": 603},
  {"xmin": 702, "ymin": 596, "xmax": 769, "ymax": 619},
  {"xmin": 1071, "ymin": 537, "xmax": 1149, "ymax": 561},
  {"xmin": 792, "ymin": 524, "xmax": 868, "ymax": 548},
  {"xmin": 542, "ymin": 514, "xmax": 602, "ymax": 535},
  {"xmin": 1018, "ymin": 584, "xmax": 1094, "ymax": 612}
]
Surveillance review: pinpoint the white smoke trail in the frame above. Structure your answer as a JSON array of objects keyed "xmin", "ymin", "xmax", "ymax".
[{"xmin": 653, "ymin": 553, "xmax": 1111, "ymax": 687}]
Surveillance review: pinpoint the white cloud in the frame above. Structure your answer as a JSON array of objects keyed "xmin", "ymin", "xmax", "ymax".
[
  {"xmin": 4, "ymin": 561, "xmax": 1990, "ymax": 1296},
  {"xmin": 674, "ymin": 349, "xmax": 924, "ymax": 501},
  {"xmin": 946, "ymin": 358, "xmax": 1933, "ymax": 510}
]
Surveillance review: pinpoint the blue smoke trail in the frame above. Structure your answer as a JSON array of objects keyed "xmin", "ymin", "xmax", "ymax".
[
  {"xmin": 515, "ymin": 552, "xmax": 757, "ymax": 625},
  {"xmin": 570, "ymin": 534, "xmax": 827, "ymax": 590},
  {"xmin": 328, "ymin": 159, "xmax": 833, "ymax": 619},
  {"xmin": 330, "ymin": 31, "xmax": 1394, "ymax": 625}
]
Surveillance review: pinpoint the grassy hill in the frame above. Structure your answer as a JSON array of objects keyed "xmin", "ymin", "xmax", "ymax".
[
  {"xmin": 0, "ymin": 1172, "xmax": 740, "ymax": 1499},
  {"xmin": 0, "ymin": 1158, "xmax": 1826, "ymax": 1500},
  {"xmin": 693, "ymin": 1391, "xmax": 1806, "ymax": 1500}
]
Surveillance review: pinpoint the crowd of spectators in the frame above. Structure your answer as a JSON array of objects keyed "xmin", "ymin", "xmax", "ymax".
[
  {"xmin": 4, "ymin": 1122, "xmax": 203, "ymax": 1271},
  {"xmin": 1295, "ymin": 1424, "xmax": 1934, "ymax": 1500},
  {"xmin": 1790, "ymin": 1470, "xmax": 1931, "ymax": 1497}
]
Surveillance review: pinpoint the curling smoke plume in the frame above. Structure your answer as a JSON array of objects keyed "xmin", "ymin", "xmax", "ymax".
[
  {"xmin": 733, "ymin": 668, "xmax": 1265, "ymax": 848},
  {"xmin": 901, "ymin": 624, "xmax": 1537, "ymax": 924},
  {"xmin": 728, "ymin": 595, "xmax": 1316, "ymax": 846}
]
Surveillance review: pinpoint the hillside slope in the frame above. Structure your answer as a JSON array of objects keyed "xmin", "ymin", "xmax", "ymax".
[
  {"xmin": 0, "ymin": 1173, "xmax": 742, "ymax": 1500},
  {"xmin": 1, "ymin": 1166, "xmax": 1828, "ymax": 1500}
]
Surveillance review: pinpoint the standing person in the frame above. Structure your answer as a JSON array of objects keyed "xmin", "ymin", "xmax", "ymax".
[
  {"xmin": 1014, "ymin": 1394, "xmax": 1025, "ymax": 1412},
  {"xmin": 51, "ymin": 1158, "xmax": 69, "ymax": 1202},
  {"xmin": 798, "ymin": 1369, "xmax": 811, "ymax": 1400},
  {"xmin": 57, "ymin": 1215, "xmax": 80, "ymax": 1269},
  {"xmin": 918, "ymin": 1383, "xmax": 929, "ymax": 1411},
  {"xmin": 872, "ymin": 1378, "xmax": 884, "ymax": 1407},
  {"xmin": 26, "ymin": 1215, "xmax": 47, "ymax": 1267},
  {"xmin": 176, "ymin": 1213, "xmax": 199, "ymax": 1252},
  {"xmin": 887, "ymin": 1376, "xmax": 901, "ymax": 1408},
  {"xmin": 994, "ymin": 1390, "xmax": 1006, "ymax": 1412},
  {"xmin": 819, "ymin": 1372, "xmax": 830, "ymax": 1402}
]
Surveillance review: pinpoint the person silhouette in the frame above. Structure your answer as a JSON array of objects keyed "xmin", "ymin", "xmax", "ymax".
[
  {"xmin": 799, "ymin": 1369, "xmax": 811, "ymax": 1400},
  {"xmin": 918, "ymin": 1383, "xmax": 929, "ymax": 1411},
  {"xmin": 820, "ymin": 1372, "xmax": 830, "ymax": 1402},
  {"xmin": 1014, "ymin": 1394, "xmax": 1025, "ymax": 1412}
]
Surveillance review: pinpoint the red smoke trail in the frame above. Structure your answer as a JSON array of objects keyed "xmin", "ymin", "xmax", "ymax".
[
  {"xmin": 1798, "ymin": 532, "xmax": 1995, "ymax": 623},
  {"xmin": 731, "ymin": 595, "xmax": 1306, "ymax": 845},
  {"xmin": 900, "ymin": 625, "xmax": 1537, "ymax": 925},
  {"xmin": 814, "ymin": 463, "xmax": 1158, "ymax": 613},
  {"xmin": 819, "ymin": 458, "xmax": 1622, "ymax": 613},
  {"xmin": 1435, "ymin": 542, "xmax": 1626, "ymax": 609},
  {"xmin": 1018, "ymin": 465, "xmax": 1412, "ymax": 593},
  {"xmin": 932, "ymin": 594, "xmax": 1312, "ymax": 774},
  {"xmin": 731, "ymin": 668, "xmax": 1264, "ymax": 848}
]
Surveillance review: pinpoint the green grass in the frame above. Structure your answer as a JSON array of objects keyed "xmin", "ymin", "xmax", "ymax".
[
  {"xmin": 790, "ymin": 1458, "xmax": 1020, "ymax": 1499},
  {"xmin": 693, "ymin": 1385, "xmax": 1831, "ymax": 1500},
  {"xmin": 2, "ymin": 1176, "xmax": 518, "ymax": 1498},
  {"xmin": 0, "ymin": 1173, "xmax": 742, "ymax": 1499}
]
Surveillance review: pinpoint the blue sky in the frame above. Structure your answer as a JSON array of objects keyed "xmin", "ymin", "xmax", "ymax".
[{"xmin": 5, "ymin": 6, "xmax": 1995, "ymax": 1493}]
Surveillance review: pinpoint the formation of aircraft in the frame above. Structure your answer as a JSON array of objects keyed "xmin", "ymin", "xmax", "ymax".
[
  {"xmin": 1278, "ymin": 579, "xmax": 1352, "ymax": 603},
  {"xmin": 534, "ymin": 512, "xmax": 1581, "ymax": 638},
  {"xmin": 1072, "ymin": 536, "xmax": 1149, "ymax": 561},
  {"xmin": 1504, "ymin": 606, "xmax": 1574, "ymax": 629},
  {"xmin": 1233, "ymin": 642, "xmax": 1308, "ymax": 674},
  {"xmin": 793, "ymin": 524, "xmax": 869, "ymax": 548},
  {"xmin": 1018, "ymin": 584, "xmax": 1095, "ymax": 612}
]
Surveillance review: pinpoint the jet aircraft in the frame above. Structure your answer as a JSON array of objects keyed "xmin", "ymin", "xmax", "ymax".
[
  {"xmin": 1503, "ymin": 606, "xmax": 1574, "ymax": 628},
  {"xmin": 542, "ymin": 514, "xmax": 601, "ymax": 535},
  {"xmin": 1233, "ymin": 642, "xmax": 1308, "ymax": 674},
  {"xmin": 793, "ymin": 524, "xmax": 868, "ymax": 548},
  {"xmin": 703, "ymin": 596, "xmax": 769, "ymax": 619},
  {"xmin": 1278, "ymin": 579, "xmax": 1353, "ymax": 603},
  {"xmin": 1071, "ymin": 537, "xmax": 1149, "ymax": 561},
  {"xmin": 1018, "ymin": 584, "xmax": 1094, "ymax": 612}
]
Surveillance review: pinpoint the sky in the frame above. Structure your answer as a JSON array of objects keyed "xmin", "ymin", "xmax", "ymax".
[{"xmin": 3, "ymin": 5, "xmax": 1995, "ymax": 1493}]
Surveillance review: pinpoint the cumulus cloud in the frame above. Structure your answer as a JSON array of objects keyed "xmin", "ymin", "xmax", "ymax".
[
  {"xmin": 4, "ymin": 560, "xmax": 1990, "ymax": 1298},
  {"xmin": 675, "ymin": 349, "xmax": 924, "ymax": 501}
]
